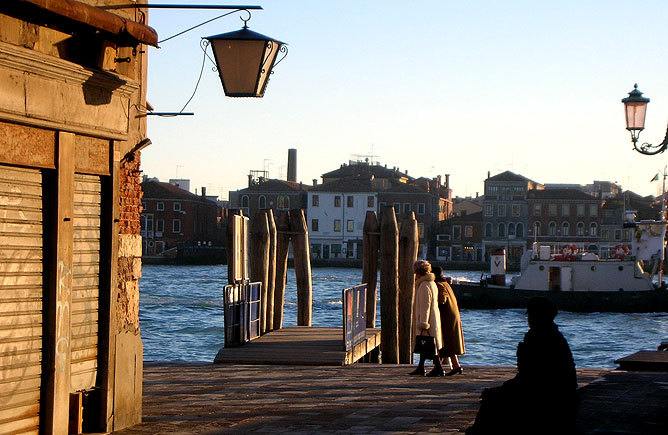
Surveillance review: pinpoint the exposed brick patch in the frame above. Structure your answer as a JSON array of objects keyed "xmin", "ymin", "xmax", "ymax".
[{"xmin": 119, "ymin": 151, "xmax": 143, "ymax": 235}]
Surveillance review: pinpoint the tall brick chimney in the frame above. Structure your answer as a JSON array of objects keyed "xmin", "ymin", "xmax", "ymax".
[{"xmin": 287, "ymin": 148, "xmax": 297, "ymax": 182}]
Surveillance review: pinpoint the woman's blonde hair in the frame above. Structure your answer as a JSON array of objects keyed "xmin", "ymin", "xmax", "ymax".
[{"xmin": 413, "ymin": 260, "xmax": 431, "ymax": 276}]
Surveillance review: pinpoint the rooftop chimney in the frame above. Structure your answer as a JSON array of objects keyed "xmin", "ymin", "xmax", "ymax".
[
  {"xmin": 313, "ymin": 178, "xmax": 318, "ymax": 186},
  {"xmin": 202, "ymin": 186, "xmax": 206, "ymax": 197},
  {"xmin": 445, "ymin": 174, "xmax": 450, "ymax": 189},
  {"xmin": 287, "ymin": 148, "xmax": 297, "ymax": 182}
]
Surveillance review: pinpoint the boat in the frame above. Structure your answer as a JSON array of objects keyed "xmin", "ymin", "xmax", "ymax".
[{"xmin": 450, "ymin": 220, "xmax": 668, "ymax": 313}]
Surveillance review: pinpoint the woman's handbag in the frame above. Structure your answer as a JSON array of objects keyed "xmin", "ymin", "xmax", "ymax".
[{"xmin": 413, "ymin": 331, "xmax": 437, "ymax": 358}]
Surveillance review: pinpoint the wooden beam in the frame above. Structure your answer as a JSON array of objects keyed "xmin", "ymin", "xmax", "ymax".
[
  {"xmin": 398, "ymin": 212, "xmax": 418, "ymax": 364},
  {"xmin": 379, "ymin": 207, "xmax": 399, "ymax": 364},
  {"xmin": 362, "ymin": 211, "xmax": 380, "ymax": 328}
]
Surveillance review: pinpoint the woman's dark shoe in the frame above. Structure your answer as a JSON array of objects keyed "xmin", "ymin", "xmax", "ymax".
[
  {"xmin": 444, "ymin": 367, "xmax": 463, "ymax": 376},
  {"xmin": 426, "ymin": 368, "xmax": 445, "ymax": 377},
  {"xmin": 409, "ymin": 367, "xmax": 425, "ymax": 376}
]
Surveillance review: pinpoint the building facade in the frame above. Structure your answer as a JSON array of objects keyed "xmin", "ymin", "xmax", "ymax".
[
  {"xmin": 482, "ymin": 171, "xmax": 542, "ymax": 264},
  {"xmin": 140, "ymin": 181, "xmax": 221, "ymax": 256},
  {"xmin": 228, "ymin": 177, "xmax": 309, "ymax": 220},
  {"xmin": 435, "ymin": 211, "xmax": 484, "ymax": 262},
  {"xmin": 0, "ymin": 1, "xmax": 156, "ymax": 432}
]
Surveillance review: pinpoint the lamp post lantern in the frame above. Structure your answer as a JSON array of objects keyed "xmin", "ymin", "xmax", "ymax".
[
  {"xmin": 622, "ymin": 83, "xmax": 668, "ymax": 155},
  {"xmin": 205, "ymin": 24, "xmax": 287, "ymax": 98}
]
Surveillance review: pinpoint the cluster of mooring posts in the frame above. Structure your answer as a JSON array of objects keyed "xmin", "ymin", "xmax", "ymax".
[
  {"xmin": 226, "ymin": 208, "xmax": 312, "ymax": 333},
  {"xmin": 221, "ymin": 206, "xmax": 420, "ymax": 365},
  {"xmin": 363, "ymin": 207, "xmax": 420, "ymax": 364}
]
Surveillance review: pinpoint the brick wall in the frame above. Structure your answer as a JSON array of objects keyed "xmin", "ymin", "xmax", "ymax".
[{"xmin": 117, "ymin": 152, "xmax": 143, "ymax": 333}]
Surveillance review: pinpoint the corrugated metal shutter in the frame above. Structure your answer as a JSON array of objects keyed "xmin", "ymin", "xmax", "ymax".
[
  {"xmin": 0, "ymin": 165, "xmax": 43, "ymax": 435},
  {"xmin": 70, "ymin": 174, "xmax": 101, "ymax": 392}
]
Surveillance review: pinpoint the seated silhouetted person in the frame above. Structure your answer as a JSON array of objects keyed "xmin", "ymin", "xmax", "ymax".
[{"xmin": 467, "ymin": 297, "xmax": 578, "ymax": 434}]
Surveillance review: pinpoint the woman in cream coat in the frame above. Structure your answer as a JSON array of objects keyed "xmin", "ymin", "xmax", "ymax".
[{"xmin": 409, "ymin": 260, "xmax": 446, "ymax": 377}]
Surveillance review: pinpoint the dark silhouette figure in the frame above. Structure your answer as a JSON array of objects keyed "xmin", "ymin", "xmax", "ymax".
[{"xmin": 467, "ymin": 297, "xmax": 578, "ymax": 434}]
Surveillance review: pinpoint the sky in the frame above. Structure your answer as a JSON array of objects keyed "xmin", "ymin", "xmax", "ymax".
[{"xmin": 143, "ymin": 0, "xmax": 668, "ymax": 200}]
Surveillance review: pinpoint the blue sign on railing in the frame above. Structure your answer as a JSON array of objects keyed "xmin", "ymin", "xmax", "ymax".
[
  {"xmin": 223, "ymin": 281, "xmax": 261, "ymax": 347},
  {"xmin": 343, "ymin": 284, "xmax": 367, "ymax": 351}
]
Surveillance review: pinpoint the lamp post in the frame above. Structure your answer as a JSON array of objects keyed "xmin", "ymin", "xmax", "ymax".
[
  {"xmin": 622, "ymin": 84, "xmax": 668, "ymax": 155},
  {"xmin": 102, "ymin": 4, "xmax": 286, "ymax": 99}
]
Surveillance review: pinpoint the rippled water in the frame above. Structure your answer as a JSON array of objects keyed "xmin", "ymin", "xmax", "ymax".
[{"xmin": 139, "ymin": 265, "xmax": 668, "ymax": 368}]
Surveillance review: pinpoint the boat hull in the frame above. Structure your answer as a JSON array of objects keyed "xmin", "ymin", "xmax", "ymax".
[{"xmin": 451, "ymin": 282, "xmax": 668, "ymax": 313}]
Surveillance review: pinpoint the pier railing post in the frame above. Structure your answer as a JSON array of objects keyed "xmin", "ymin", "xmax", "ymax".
[
  {"xmin": 398, "ymin": 211, "xmax": 418, "ymax": 364},
  {"xmin": 250, "ymin": 211, "xmax": 270, "ymax": 334},
  {"xmin": 291, "ymin": 209, "xmax": 313, "ymax": 326},
  {"xmin": 226, "ymin": 209, "xmax": 243, "ymax": 285},
  {"xmin": 273, "ymin": 211, "xmax": 291, "ymax": 330},
  {"xmin": 380, "ymin": 206, "xmax": 399, "ymax": 364},
  {"xmin": 266, "ymin": 209, "xmax": 277, "ymax": 331},
  {"xmin": 362, "ymin": 211, "xmax": 380, "ymax": 328}
]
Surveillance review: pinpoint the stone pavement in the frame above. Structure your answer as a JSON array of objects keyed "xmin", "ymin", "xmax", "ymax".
[{"xmin": 111, "ymin": 363, "xmax": 636, "ymax": 434}]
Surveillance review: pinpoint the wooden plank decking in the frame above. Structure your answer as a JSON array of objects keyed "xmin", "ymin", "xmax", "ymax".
[{"xmin": 214, "ymin": 326, "xmax": 381, "ymax": 366}]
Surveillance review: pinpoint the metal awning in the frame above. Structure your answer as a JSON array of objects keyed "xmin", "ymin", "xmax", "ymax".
[{"xmin": 6, "ymin": 0, "xmax": 158, "ymax": 47}]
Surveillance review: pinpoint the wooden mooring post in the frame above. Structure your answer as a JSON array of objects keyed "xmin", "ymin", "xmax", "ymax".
[
  {"xmin": 266, "ymin": 209, "xmax": 277, "ymax": 331},
  {"xmin": 363, "ymin": 211, "xmax": 380, "ymax": 328},
  {"xmin": 291, "ymin": 209, "xmax": 313, "ymax": 326},
  {"xmin": 225, "ymin": 209, "xmax": 243, "ymax": 284},
  {"xmin": 380, "ymin": 206, "xmax": 399, "ymax": 364},
  {"xmin": 250, "ymin": 211, "xmax": 270, "ymax": 334},
  {"xmin": 398, "ymin": 212, "xmax": 418, "ymax": 364},
  {"xmin": 273, "ymin": 211, "xmax": 290, "ymax": 330}
]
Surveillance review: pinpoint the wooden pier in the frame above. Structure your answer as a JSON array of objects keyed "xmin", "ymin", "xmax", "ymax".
[{"xmin": 214, "ymin": 326, "xmax": 381, "ymax": 366}]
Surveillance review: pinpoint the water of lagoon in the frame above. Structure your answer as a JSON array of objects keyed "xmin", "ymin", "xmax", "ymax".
[{"xmin": 139, "ymin": 265, "xmax": 668, "ymax": 368}]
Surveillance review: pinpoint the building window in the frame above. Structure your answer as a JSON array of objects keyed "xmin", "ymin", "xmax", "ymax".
[
  {"xmin": 156, "ymin": 219, "xmax": 164, "ymax": 233},
  {"xmin": 485, "ymin": 222, "xmax": 492, "ymax": 237},
  {"xmin": 562, "ymin": 204, "xmax": 570, "ymax": 216},
  {"xmin": 533, "ymin": 204, "xmax": 541, "ymax": 216},
  {"xmin": 498, "ymin": 204, "xmax": 506, "ymax": 217},
  {"xmin": 577, "ymin": 204, "xmax": 585, "ymax": 217},
  {"xmin": 623, "ymin": 229, "xmax": 631, "ymax": 241},
  {"xmin": 157, "ymin": 202, "xmax": 164, "ymax": 211},
  {"xmin": 173, "ymin": 219, "xmax": 181, "ymax": 233},
  {"xmin": 312, "ymin": 195, "xmax": 319, "ymax": 207},
  {"xmin": 509, "ymin": 222, "xmax": 516, "ymax": 236},
  {"xmin": 516, "ymin": 223, "xmax": 524, "ymax": 237},
  {"xmin": 576, "ymin": 221, "xmax": 585, "ymax": 236},
  {"xmin": 141, "ymin": 202, "xmax": 147, "ymax": 212},
  {"xmin": 601, "ymin": 229, "xmax": 609, "ymax": 239},
  {"xmin": 548, "ymin": 204, "xmax": 557, "ymax": 216},
  {"xmin": 312, "ymin": 219, "xmax": 319, "ymax": 232},
  {"xmin": 498, "ymin": 223, "xmax": 506, "ymax": 237},
  {"xmin": 512, "ymin": 204, "xmax": 520, "ymax": 217},
  {"xmin": 259, "ymin": 195, "xmax": 266, "ymax": 209},
  {"xmin": 403, "ymin": 203, "xmax": 411, "ymax": 213},
  {"xmin": 347, "ymin": 220, "xmax": 354, "ymax": 232},
  {"xmin": 487, "ymin": 185, "xmax": 499, "ymax": 194},
  {"xmin": 334, "ymin": 220, "xmax": 342, "ymax": 232},
  {"xmin": 393, "ymin": 203, "xmax": 400, "ymax": 214},
  {"xmin": 367, "ymin": 196, "xmax": 374, "ymax": 208},
  {"xmin": 562, "ymin": 221, "xmax": 570, "ymax": 236},
  {"xmin": 379, "ymin": 202, "xmax": 386, "ymax": 209},
  {"xmin": 485, "ymin": 204, "xmax": 494, "ymax": 216},
  {"xmin": 548, "ymin": 221, "xmax": 557, "ymax": 236},
  {"xmin": 614, "ymin": 229, "xmax": 622, "ymax": 241},
  {"xmin": 278, "ymin": 196, "xmax": 290, "ymax": 209},
  {"xmin": 453, "ymin": 225, "xmax": 461, "ymax": 240},
  {"xmin": 417, "ymin": 203, "xmax": 426, "ymax": 215},
  {"xmin": 465, "ymin": 225, "xmax": 473, "ymax": 238},
  {"xmin": 347, "ymin": 196, "xmax": 354, "ymax": 207},
  {"xmin": 174, "ymin": 202, "xmax": 182, "ymax": 212},
  {"xmin": 533, "ymin": 222, "xmax": 541, "ymax": 236},
  {"xmin": 590, "ymin": 204, "xmax": 598, "ymax": 217},
  {"xmin": 590, "ymin": 222, "xmax": 598, "ymax": 237},
  {"xmin": 334, "ymin": 196, "xmax": 341, "ymax": 207},
  {"xmin": 418, "ymin": 223, "xmax": 424, "ymax": 238},
  {"xmin": 241, "ymin": 196, "xmax": 249, "ymax": 208}
]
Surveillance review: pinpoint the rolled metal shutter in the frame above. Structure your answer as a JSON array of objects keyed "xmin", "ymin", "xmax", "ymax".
[
  {"xmin": 0, "ymin": 165, "xmax": 43, "ymax": 434},
  {"xmin": 70, "ymin": 174, "xmax": 101, "ymax": 392}
]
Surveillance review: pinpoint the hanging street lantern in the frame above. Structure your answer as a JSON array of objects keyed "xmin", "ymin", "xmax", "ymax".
[
  {"xmin": 204, "ymin": 24, "xmax": 287, "ymax": 98},
  {"xmin": 622, "ymin": 84, "xmax": 668, "ymax": 155}
]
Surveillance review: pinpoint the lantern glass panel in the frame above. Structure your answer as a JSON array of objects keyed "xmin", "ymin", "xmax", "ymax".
[
  {"xmin": 211, "ymin": 39, "xmax": 267, "ymax": 96},
  {"xmin": 625, "ymin": 101, "xmax": 647, "ymax": 130},
  {"xmin": 255, "ymin": 41, "xmax": 281, "ymax": 97}
]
